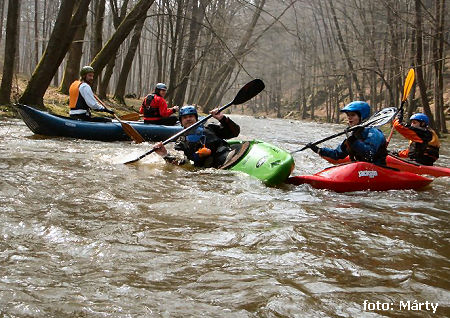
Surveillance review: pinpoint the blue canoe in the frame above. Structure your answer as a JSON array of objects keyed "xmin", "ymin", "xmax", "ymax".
[{"xmin": 17, "ymin": 104, "xmax": 183, "ymax": 142}]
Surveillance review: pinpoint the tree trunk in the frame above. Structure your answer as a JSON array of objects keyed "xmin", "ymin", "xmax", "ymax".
[
  {"xmin": 41, "ymin": 0, "xmax": 47, "ymax": 56},
  {"xmin": 414, "ymin": 0, "xmax": 435, "ymax": 129},
  {"xmin": 199, "ymin": 0, "xmax": 266, "ymax": 111},
  {"xmin": 0, "ymin": 0, "xmax": 21, "ymax": 104},
  {"xmin": 114, "ymin": 14, "xmax": 146, "ymax": 104},
  {"xmin": 433, "ymin": 0, "xmax": 447, "ymax": 133},
  {"xmin": 0, "ymin": 0, "xmax": 5, "ymax": 45},
  {"xmin": 407, "ymin": 29, "xmax": 417, "ymax": 118},
  {"xmin": 155, "ymin": 4, "xmax": 163, "ymax": 82},
  {"xmin": 14, "ymin": 0, "xmax": 21, "ymax": 74},
  {"xmin": 34, "ymin": 0, "xmax": 39, "ymax": 67},
  {"xmin": 173, "ymin": 0, "xmax": 206, "ymax": 106},
  {"xmin": 19, "ymin": 0, "xmax": 91, "ymax": 107},
  {"xmin": 91, "ymin": 0, "xmax": 105, "ymax": 61},
  {"xmin": 327, "ymin": 0, "xmax": 364, "ymax": 101},
  {"xmin": 90, "ymin": 0, "xmax": 155, "ymax": 79},
  {"xmin": 166, "ymin": 0, "xmax": 185, "ymax": 106},
  {"xmin": 98, "ymin": 56, "xmax": 115, "ymax": 99},
  {"xmin": 59, "ymin": 13, "xmax": 88, "ymax": 94}
]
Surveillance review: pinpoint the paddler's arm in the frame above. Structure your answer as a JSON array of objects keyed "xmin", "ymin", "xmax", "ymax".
[
  {"xmin": 79, "ymin": 83, "xmax": 112, "ymax": 113},
  {"xmin": 209, "ymin": 108, "xmax": 240, "ymax": 139},
  {"xmin": 304, "ymin": 140, "xmax": 349, "ymax": 160},
  {"xmin": 393, "ymin": 119, "xmax": 429, "ymax": 143},
  {"xmin": 153, "ymin": 142, "xmax": 187, "ymax": 165},
  {"xmin": 318, "ymin": 141, "xmax": 350, "ymax": 160}
]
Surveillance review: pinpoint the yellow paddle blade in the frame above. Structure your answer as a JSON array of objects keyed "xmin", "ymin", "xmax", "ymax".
[
  {"xmin": 119, "ymin": 113, "xmax": 141, "ymax": 121},
  {"xmin": 120, "ymin": 122, "xmax": 145, "ymax": 143},
  {"xmin": 402, "ymin": 68, "xmax": 415, "ymax": 102},
  {"xmin": 113, "ymin": 114, "xmax": 145, "ymax": 143}
]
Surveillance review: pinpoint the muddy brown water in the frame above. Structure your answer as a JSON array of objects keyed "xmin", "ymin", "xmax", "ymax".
[{"xmin": 1, "ymin": 116, "xmax": 449, "ymax": 317}]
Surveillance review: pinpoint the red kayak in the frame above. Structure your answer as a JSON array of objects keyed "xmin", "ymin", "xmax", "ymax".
[
  {"xmin": 386, "ymin": 155, "xmax": 450, "ymax": 177},
  {"xmin": 287, "ymin": 162, "xmax": 432, "ymax": 192},
  {"xmin": 321, "ymin": 155, "xmax": 450, "ymax": 178}
]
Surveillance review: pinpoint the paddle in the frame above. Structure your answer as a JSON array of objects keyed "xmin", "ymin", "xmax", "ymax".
[
  {"xmin": 123, "ymin": 79, "xmax": 265, "ymax": 164},
  {"xmin": 386, "ymin": 68, "xmax": 415, "ymax": 145},
  {"xmin": 94, "ymin": 95, "xmax": 145, "ymax": 144},
  {"xmin": 119, "ymin": 112, "xmax": 141, "ymax": 121},
  {"xmin": 290, "ymin": 107, "xmax": 397, "ymax": 154}
]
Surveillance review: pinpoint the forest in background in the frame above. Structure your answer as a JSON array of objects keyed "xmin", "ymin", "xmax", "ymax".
[{"xmin": 0, "ymin": 0, "xmax": 448, "ymax": 132}]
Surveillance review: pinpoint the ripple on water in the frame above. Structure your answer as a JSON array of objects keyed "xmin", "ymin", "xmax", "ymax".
[{"xmin": 0, "ymin": 118, "xmax": 449, "ymax": 317}]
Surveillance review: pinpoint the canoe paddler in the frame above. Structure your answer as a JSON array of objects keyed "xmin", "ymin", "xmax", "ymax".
[
  {"xmin": 69, "ymin": 66, "xmax": 115, "ymax": 122},
  {"xmin": 391, "ymin": 112, "xmax": 440, "ymax": 166},
  {"xmin": 153, "ymin": 105, "xmax": 240, "ymax": 168},
  {"xmin": 139, "ymin": 83, "xmax": 179, "ymax": 125},
  {"xmin": 304, "ymin": 101, "xmax": 388, "ymax": 165}
]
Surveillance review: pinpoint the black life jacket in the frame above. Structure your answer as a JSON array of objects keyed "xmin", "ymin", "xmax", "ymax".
[
  {"xmin": 142, "ymin": 94, "xmax": 160, "ymax": 118},
  {"xmin": 408, "ymin": 128, "xmax": 440, "ymax": 165}
]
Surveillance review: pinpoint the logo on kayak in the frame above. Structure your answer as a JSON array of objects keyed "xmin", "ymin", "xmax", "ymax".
[
  {"xmin": 65, "ymin": 122, "xmax": 76, "ymax": 127},
  {"xmin": 358, "ymin": 170, "xmax": 378, "ymax": 178},
  {"xmin": 256, "ymin": 156, "xmax": 268, "ymax": 168},
  {"xmin": 270, "ymin": 160, "xmax": 281, "ymax": 167}
]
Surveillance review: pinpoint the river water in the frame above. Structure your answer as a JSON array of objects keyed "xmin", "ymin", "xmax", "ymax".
[{"xmin": 0, "ymin": 116, "xmax": 449, "ymax": 317}]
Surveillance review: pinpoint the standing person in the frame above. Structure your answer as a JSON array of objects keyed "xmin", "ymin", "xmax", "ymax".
[
  {"xmin": 392, "ymin": 112, "xmax": 440, "ymax": 166},
  {"xmin": 305, "ymin": 101, "xmax": 388, "ymax": 165},
  {"xmin": 140, "ymin": 83, "xmax": 179, "ymax": 125},
  {"xmin": 152, "ymin": 105, "xmax": 240, "ymax": 168},
  {"xmin": 69, "ymin": 66, "xmax": 114, "ymax": 122}
]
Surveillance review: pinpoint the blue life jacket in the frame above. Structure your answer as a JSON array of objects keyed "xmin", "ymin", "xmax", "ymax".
[{"xmin": 186, "ymin": 125, "xmax": 205, "ymax": 143}]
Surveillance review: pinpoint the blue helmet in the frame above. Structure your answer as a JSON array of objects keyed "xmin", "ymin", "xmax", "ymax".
[
  {"xmin": 155, "ymin": 83, "xmax": 167, "ymax": 91},
  {"xmin": 179, "ymin": 105, "xmax": 198, "ymax": 120},
  {"xmin": 340, "ymin": 101, "xmax": 371, "ymax": 121},
  {"xmin": 410, "ymin": 113, "xmax": 429, "ymax": 125}
]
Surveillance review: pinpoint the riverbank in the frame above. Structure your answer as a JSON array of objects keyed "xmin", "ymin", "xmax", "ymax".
[
  {"xmin": 1, "ymin": 75, "xmax": 449, "ymax": 139},
  {"xmin": 0, "ymin": 75, "xmax": 142, "ymax": 119}
]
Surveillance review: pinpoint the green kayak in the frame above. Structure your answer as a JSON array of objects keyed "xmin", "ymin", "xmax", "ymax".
[{"xmin": 224, "ymin": 140, "xmax": 294, "ymax": 185}]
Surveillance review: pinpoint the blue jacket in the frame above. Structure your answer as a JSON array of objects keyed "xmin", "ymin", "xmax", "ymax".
[{"xmin": 319, "ymin": 127, "xmax": 387, "ymax": 165}]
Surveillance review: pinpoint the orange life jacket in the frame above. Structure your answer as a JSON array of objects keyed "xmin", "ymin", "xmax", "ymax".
[{"xmin": 69, "ymin": 80, "xmax": 90, "ymax": 115}]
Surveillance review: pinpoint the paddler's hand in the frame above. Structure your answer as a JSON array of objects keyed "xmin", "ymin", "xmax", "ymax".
[
  {"xmin": 103, "ymin": 108, "xmax": 115, "ymax": 114},
  {"xmin": 153, "ymin": 142, "xmax": 168, "ymax": 157},
  {"xmin": 396, "ymin": 108, "xmax": 404, "ymax": 123},
  {"xmin": 305, "ymin": 142, "xmax": 320, "ymax": 154},
  {"xmin": 210, "ymin": 108, "xmax": 224, "ymax": 121},
  {"xmin": 171, "ymin": 106, "xmax": 179, "ymax": 113}
]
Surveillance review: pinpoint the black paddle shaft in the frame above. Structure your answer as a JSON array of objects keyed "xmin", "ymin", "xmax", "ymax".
[
  {"xmin": 124, "ymin": 79, "xmax": 265, "ymax": 164},
  {"xmin": 291, "ymin": 107, "xmax": 396, "ymax": 154},
  {"xmin": 293, "ymin": 125, "xmax": 361, "ymax": 153}
]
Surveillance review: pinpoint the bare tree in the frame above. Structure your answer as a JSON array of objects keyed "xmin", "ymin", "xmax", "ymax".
[
  {"xmin": 59, "ymin": 7, "xmax": 88, "ymax": 94},
  {"xmin": 0, "ymin": 0, "xmax": 21, "ymax": 104},
  {"xmin": 173, "ymin": 0, "xmax": 207, "ymax": 106},
  {"xmin": 19, "ymin": 0, "xmax": 91, "ymax": 106},
  {"xmin": 414, "ymin": 0, "xmax": 435, "ymax": 129},
  {"xmin": 113, "ymin": 14, "xmax": 146, "ymax": 104},
  {"xmin": 91, "ymin": 0, "xmax": 155, "ymax": 99}
]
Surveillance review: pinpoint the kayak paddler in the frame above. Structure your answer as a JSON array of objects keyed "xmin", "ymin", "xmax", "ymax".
[
  {"xmin": 304, "ymin": 101, "xmax": 388, "ymax": 165},
  {"xmin": 69, "ymin": 66, "xmax": 115, "ymax": 122},
  {"xmin": 391, "ymin": 112, "xmax": 440, "ymax": 166},
  {"xmin": 153, "ymin": 105, "xmax": 240, "ymax": 168},
  {"xmin": 139, "ymin": 83, "xmax": 179, "ymax": 125}
]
